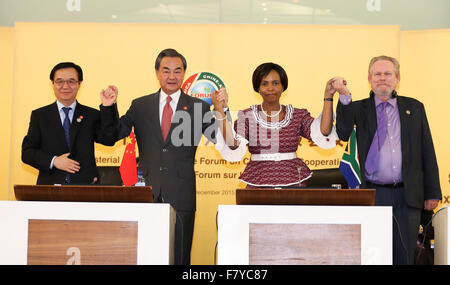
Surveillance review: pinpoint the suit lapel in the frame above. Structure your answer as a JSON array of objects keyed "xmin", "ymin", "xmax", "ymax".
[
  {"xmin": 397, "ymin": 97, "xmax": 411, "ymax": 166},
  {"xmin": 69, "ymin": 102, "xmax": 84, "ymax": 151},
  {"xmin": 364, "ymin": 96, "xmax": 377, "ymax": 147},
  {"xmin": 150, "ymin": 91, "xmax": 164, "ymax": 144},
  {"xmin": 49, "ymin": 102, "xmax": 69, "ymax": 151}
]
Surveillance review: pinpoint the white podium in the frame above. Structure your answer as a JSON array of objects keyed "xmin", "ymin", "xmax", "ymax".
[
  {"xmin": 217, "ymin": 205, "xmax": 392, "ymax": 265},
  {"xmin": 433, "ymin": 206, "xmax": 450, "ymax": 265},
  {"xmin": 0, "ymin": 201, "xmax": 175, "ymax": 265}
]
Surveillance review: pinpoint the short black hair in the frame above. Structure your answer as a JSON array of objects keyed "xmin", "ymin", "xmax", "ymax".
[
  {"xmin": 252, "ymin": 62, "xmax": 288, "ymax": 92},
  {"xmin": 50, "ymin": 62, "xmax": 83, "ymax": 82},
  {"xmin": 155, "ymin": 48, "xmax": 187, "ymax": 70}
]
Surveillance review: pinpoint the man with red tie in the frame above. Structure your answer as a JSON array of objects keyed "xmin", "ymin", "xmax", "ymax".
[
  {"xmin": 336, "ymin": 55, "xmax": 441, "ymax": 264},
  {"xmin": 101, "ymin": 49, "xmax": 227, "ymax": 265}
]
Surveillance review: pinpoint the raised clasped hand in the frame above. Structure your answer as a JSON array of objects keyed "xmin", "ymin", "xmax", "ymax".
[
  {"xmin": 331, "ymin": 77, "xmax": 350, "ymax": 95},
  {"xmin": 212, "ymin": 87, "xmax": 228, "ymax": 111},
  {"xmin": 100, "ymin": 85, "xmax": 118, "ymax": 106}
]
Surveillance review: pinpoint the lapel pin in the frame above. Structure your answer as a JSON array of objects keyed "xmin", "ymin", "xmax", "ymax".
[
  {"xmin": 77, "ymin": 115, "xmax": 84, "ymax": 123},
  {"xmin": 406, "ymin": 110, "xmax": 411, "ymax": 115}
]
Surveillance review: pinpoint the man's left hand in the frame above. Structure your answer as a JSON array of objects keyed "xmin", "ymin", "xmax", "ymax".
[{"xmin": 424, "ymin": 199, "xmax": 440, "ymax": 211}]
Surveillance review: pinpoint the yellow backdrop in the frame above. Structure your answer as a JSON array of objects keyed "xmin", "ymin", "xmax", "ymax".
[
  {"xmin": 0, "ymin": 27, "xmax": 13, "ymax": 201},
  {"xmin": 2, "ymin": 23, "xmax": 448, "ymax": 265},
  {"xmin": 400, "ymin": 29, "xmax": 450, "ymax": 213}
]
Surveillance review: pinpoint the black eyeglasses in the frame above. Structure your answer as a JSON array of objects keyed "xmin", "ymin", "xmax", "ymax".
[{"xmin": 54, "ymin": 79, "xmax": 79, "ymax": 87}]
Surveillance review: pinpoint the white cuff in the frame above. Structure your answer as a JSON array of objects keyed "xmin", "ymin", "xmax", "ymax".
[
  {"xmin": 215, "ymin": 129, "xmax": 248, "ymax": 162},
  {"xmin": 50, "ymin": 156, "xmax": 56, "ymax": 169},
  {"xmin": 310, "ymin": 113, "xmax": 338, "ymax": 149}
]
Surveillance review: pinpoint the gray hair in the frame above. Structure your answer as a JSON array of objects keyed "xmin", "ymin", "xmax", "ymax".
[{"xmin": 368, "ymin": 55, "xmax": 400, "ymax": 78}]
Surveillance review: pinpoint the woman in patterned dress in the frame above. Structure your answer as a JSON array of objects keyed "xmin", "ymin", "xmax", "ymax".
[{"xmin": 213, "ymin": 62, "xmax": 349, "ymax": 188}]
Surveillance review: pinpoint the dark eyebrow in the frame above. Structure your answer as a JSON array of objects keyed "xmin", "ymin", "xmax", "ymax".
[
  {"xmin": 162, "ymin": 66, "xmax": 183, "ymax": 71},
  {"xmin": 55, "ymin": 76, "xmax": 77, "ymax": 80}
]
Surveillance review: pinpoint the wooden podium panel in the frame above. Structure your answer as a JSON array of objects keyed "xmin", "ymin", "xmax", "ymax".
[
  {"xmin": 236, "ymin": 188, "xmax": 376, "ymax": 206},
  {"xmin": 433, "ymin": 207, "xmax": 450, "ymax": 265},
  {"xmin": 28, "ymin": 220, "xmax": 138, "ymax": 265},
  {"xmin": 14, "ymin": 184, "xmax": 153, "ymax": 203},
  {"xmin": 0, "ymin": 201, "xmax": 175, "ymax": 265},
  {"xmin": 249, "ymin": 223, "xmax": 361, "ymax": 265},
  {"xmin": 217, "ymin": 205, "xmax": 392, "ymax": 265}
]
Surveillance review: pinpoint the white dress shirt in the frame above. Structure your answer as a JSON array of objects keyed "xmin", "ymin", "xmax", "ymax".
[
  {"xmin": 159, "ymin": 89, "xmax": 181, "ymax": 125},
  {"xmin": 50, "ymin": 100, "xmax": 77, "ymax": 169}
]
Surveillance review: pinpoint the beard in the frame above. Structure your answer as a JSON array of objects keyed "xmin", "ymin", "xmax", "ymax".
[{"xmin": 373, "ymin": 85, "xmax": 395, "ymax": 100}]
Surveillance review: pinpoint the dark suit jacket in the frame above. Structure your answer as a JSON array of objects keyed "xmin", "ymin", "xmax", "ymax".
[
  {"xmin": 22, "ymin": 101, "xmax": 117, "ymax": 185},
  {"xmin": 111, "ymin": 90, "xmax": 216, "ymax": 211},
  {"xmin": 336, "ymin": 93, "xmax": 442, "ymax": 208}
]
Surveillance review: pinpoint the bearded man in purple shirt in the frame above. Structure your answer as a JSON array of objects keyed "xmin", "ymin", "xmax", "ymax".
[{"xmin": 335, "ymin": 55, "xmax": 441, "ymax": 265}]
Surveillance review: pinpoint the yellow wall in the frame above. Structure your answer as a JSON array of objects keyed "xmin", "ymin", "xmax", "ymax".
[
  {"xmin": 7, "ymin": 23, "xmax": 449, "ymax": 265},
  {"xmin": 0, "ymin": 27, "xmax": 13, "ymax": 201},
  {"xmin": 400, "ymin": 29, "xmax": 450, "ymax": 210}
]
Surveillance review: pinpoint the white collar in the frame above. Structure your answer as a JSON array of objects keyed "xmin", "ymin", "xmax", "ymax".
[
  {"xmin": 251, "ymin": 104, "xmax": 294, "ymax": 130},
  {"xmin": 56, "ymin": 100, "xmax": 77, "ymax": 111},
  {"xmin": 159, "ymin": 89, "xmax": 181, "ymax": 105}
]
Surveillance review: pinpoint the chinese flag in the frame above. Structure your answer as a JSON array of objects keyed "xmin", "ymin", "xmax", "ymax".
[{"xmin": 119, "ymin": 130, "xmax": 138, "ymax": 186}]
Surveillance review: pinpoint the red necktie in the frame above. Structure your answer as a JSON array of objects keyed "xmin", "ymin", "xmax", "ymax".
[{"xmin": 161, "ymin": 95, "xmax": 173, "ymax": 141}]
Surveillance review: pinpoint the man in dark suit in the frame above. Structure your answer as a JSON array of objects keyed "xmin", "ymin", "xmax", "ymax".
[
  {"xmin": 101, "ymin": 49, "xmax": 228, "ymax": 265},
  {"xmin": 335, "ymin": 55, "xmax": 441, "ymax": 265},
  {"xmin": 22, "ymin": 62, "xmax": 117, "ymax": 185}
]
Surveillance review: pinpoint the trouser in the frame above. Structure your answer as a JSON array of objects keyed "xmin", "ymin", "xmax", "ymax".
[
  {"xmin": 371, "ymin": 184, "xmax": 421, "ymax": 265},
  {"xmin": 174, "ymin": 210, "xmax": 195, "ymax": 265}
]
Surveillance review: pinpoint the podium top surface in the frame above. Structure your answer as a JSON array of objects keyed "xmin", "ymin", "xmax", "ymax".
[
  {"xmin": 14, "ymin": 184, "xmax": 153, "ymax": 203},
  {"xmin": 236, "ymin": 188, "xmax": 375, "ymax": 206}
]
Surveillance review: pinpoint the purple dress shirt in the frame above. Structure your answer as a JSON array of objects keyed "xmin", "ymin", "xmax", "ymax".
[{"xmin": 339, "ymin": 94, "xmax": 402, "ymax": 184}]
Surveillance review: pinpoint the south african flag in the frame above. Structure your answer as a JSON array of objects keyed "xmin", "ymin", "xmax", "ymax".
[{"xmin": 339, "ymin": 128, "xmax": 361, "ymax": 189}]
